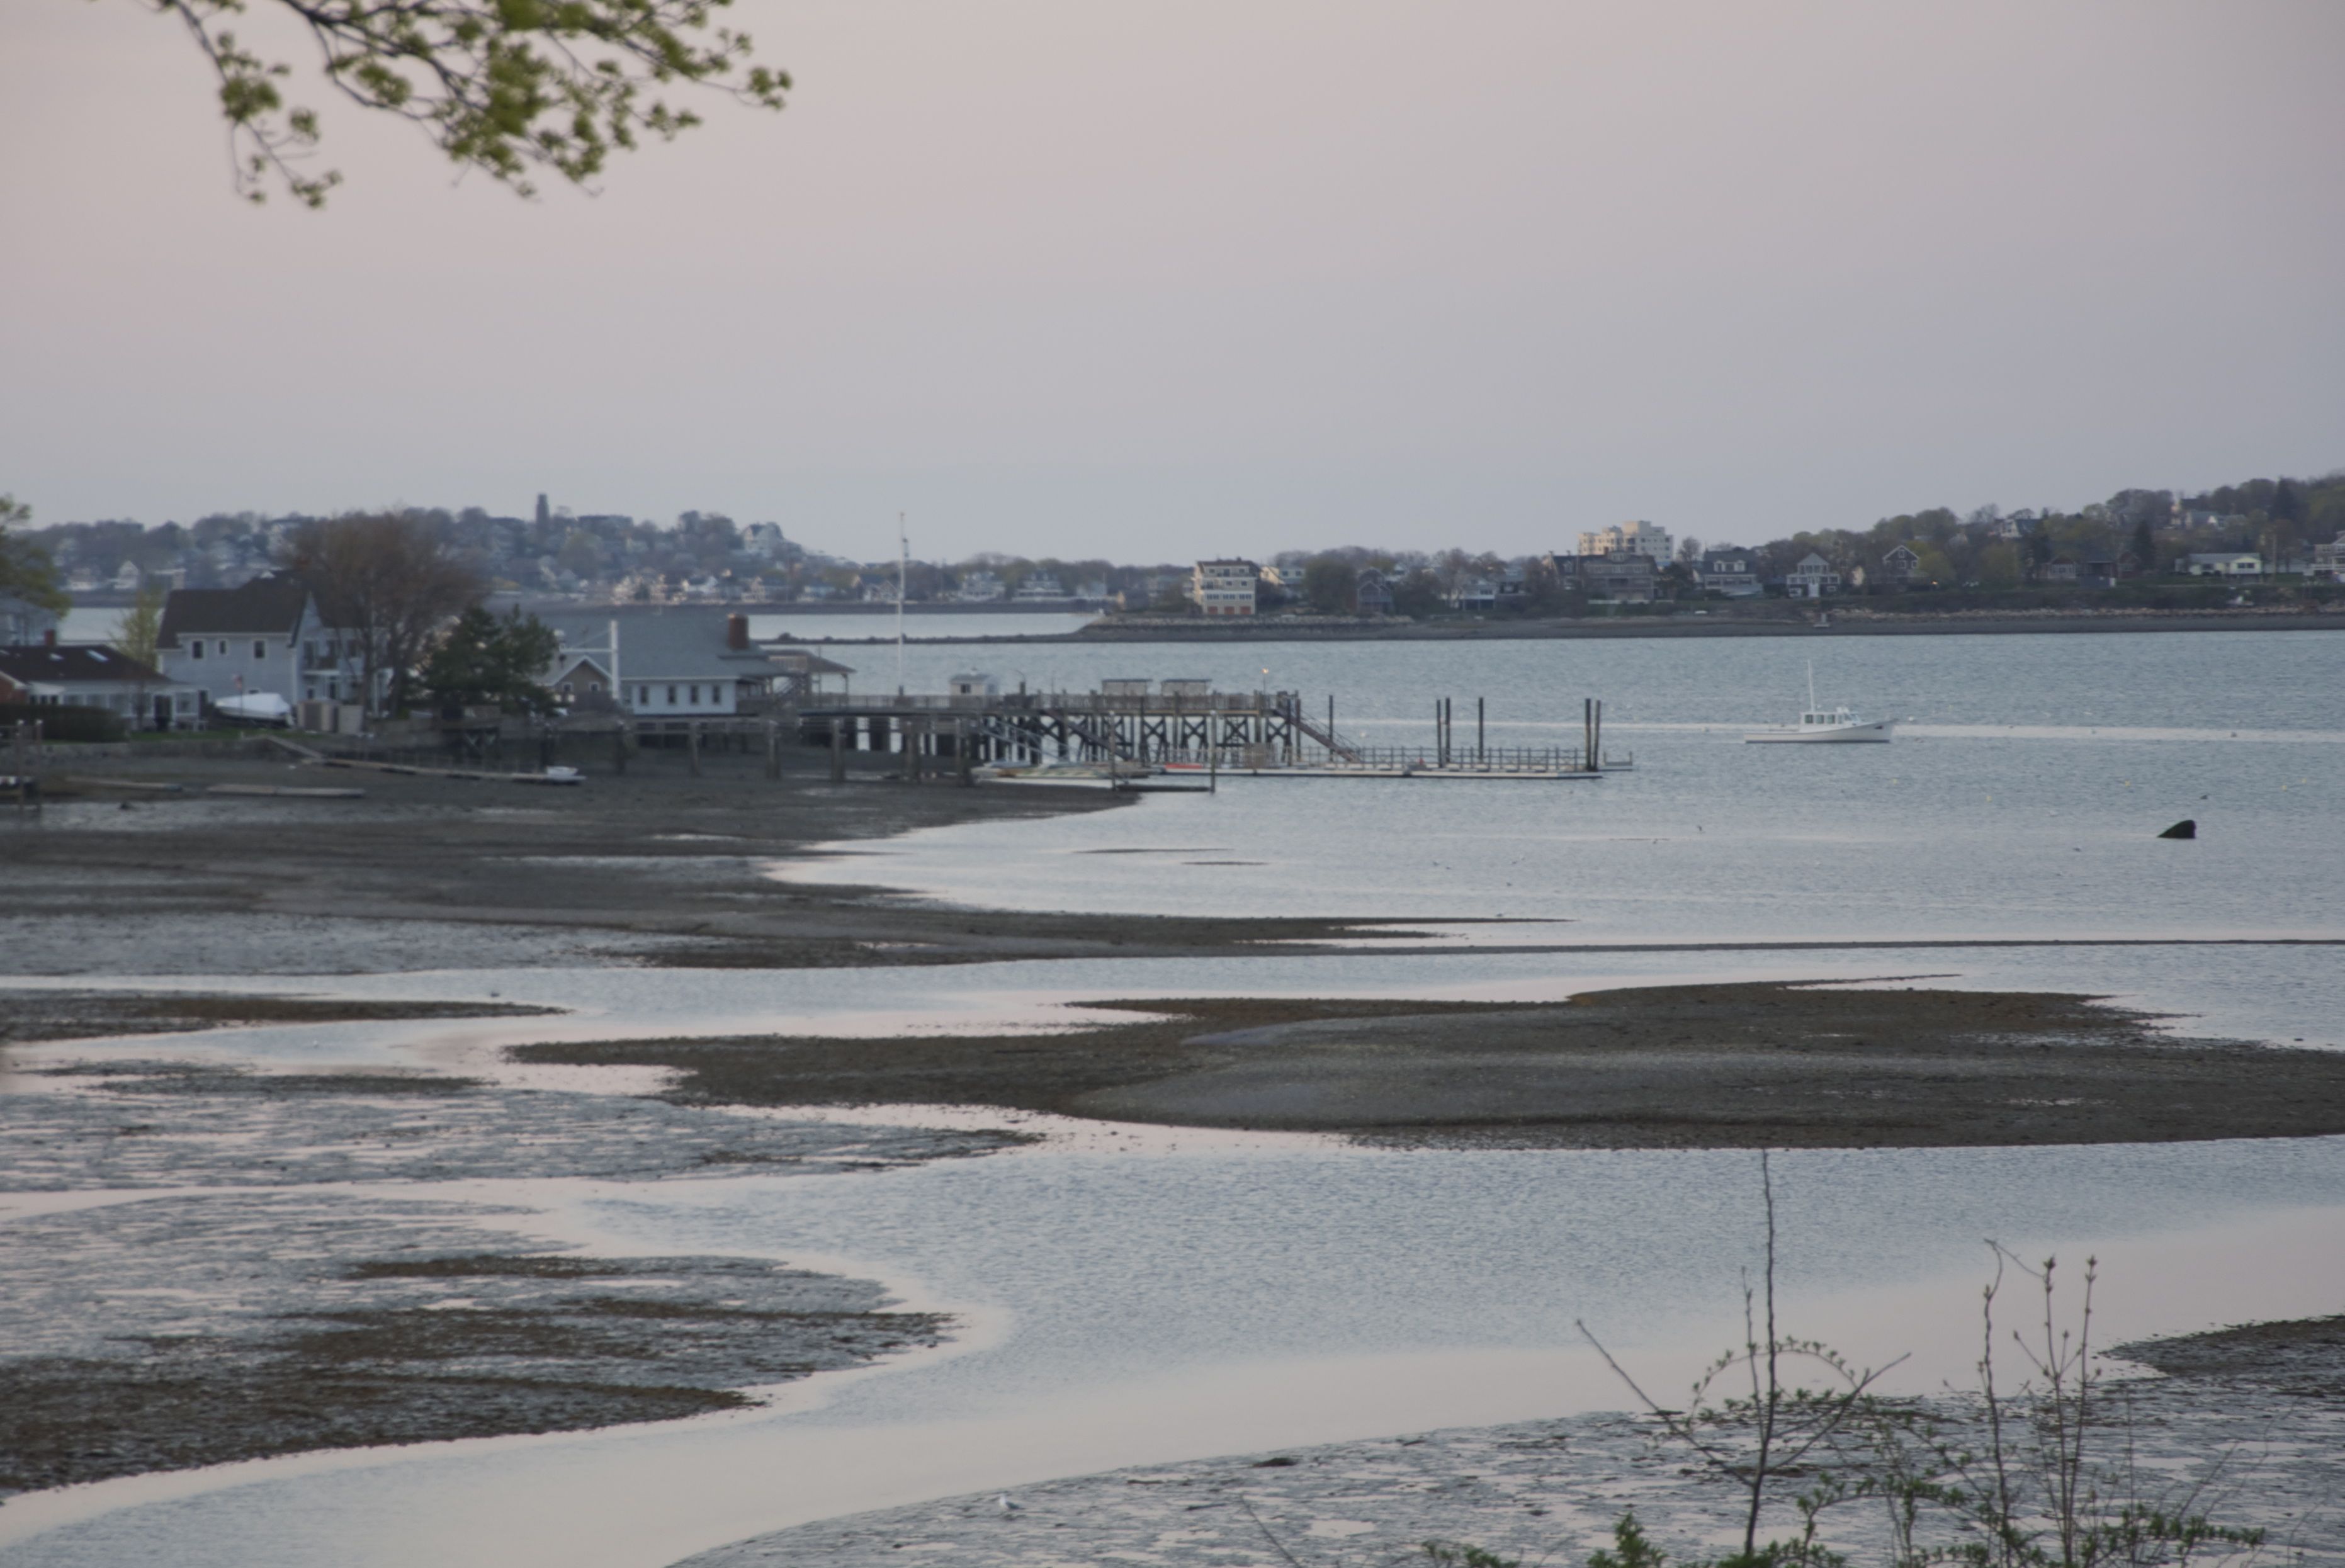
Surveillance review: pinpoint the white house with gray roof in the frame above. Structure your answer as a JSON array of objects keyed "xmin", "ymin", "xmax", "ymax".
[
  {"xmin": 540, "ymin": 611, "xmax": 852, "ymax": 717},
  {"xmin": 1, "ymin": 641, "xmax": 201, "ymax": 730},
  {"xmin": 156, "ymin": 574, "xmax": 366, "ymax": 708}
]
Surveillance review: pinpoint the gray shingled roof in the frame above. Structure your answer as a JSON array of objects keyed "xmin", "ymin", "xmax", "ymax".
[
  {"xmin": 541, "ymin": 609, "xmax": 853, "ymax": 683},
  {"xmin": 157, "ymin": 575, "xmax": 312, "ymax": 646},
  {"xmin": 0, "ymin": 643, "xmax": 171, "ymax": 686}
]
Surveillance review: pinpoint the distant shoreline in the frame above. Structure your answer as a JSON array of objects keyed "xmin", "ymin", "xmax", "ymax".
[
  {"xmin": 67, "ymin": 594, "xmax": 2337, "ymax": 645},
  {"xmin": 798, "ymin": 609, "xmax": 2345, "ymax": 645}
]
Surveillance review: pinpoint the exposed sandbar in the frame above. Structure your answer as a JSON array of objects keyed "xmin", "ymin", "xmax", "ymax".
[{"xmin": 513, "ymin": 982, "xmax": 2345, "ymax": 1149}]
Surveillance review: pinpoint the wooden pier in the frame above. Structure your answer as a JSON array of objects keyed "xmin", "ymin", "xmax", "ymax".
[{"xmin": 798, "ymin": 690, "xmax": 1622, "ymax": 779}]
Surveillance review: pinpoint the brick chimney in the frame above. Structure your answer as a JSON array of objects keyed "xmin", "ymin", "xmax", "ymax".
[{"xmin": 726, "ymin": 613, "xmax": 749, "ymax": 651}]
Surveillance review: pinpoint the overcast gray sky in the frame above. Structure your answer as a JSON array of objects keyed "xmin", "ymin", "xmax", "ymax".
[{"xmin": 4, "ymin": 0, "xmax": 2341, "ymax": 560}]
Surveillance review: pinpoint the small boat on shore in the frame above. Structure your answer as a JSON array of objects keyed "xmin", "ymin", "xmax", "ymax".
[{"xmin": 1744, "ymin": 666, "xmax": 1895, "ymax": 743}]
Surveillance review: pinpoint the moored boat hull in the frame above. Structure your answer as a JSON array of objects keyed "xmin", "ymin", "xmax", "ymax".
[{"xmin": 1744, "ymin": 719, "xmax": 1896, "ymax": 743}]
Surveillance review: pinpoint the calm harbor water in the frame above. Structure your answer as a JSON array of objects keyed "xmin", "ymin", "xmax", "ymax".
[
  {"xmin": 783, "ymin": 629, "xmax": 2345, "ymax": 949},
  {"xmin": 4, "ymin": 628, "xmax": 2342, "ymax": 1567}
]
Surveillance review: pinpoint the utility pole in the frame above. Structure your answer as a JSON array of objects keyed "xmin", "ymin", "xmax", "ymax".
[{"xmin": 896, "ymin": 513, "xmax": 908, "ymax": 697}]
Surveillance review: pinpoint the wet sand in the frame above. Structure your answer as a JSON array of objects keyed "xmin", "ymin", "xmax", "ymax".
[
  {"xmin": 0, "ymin": 991, "xmax": 557, "ymax": 1044},
  {"xmin": 9, "ymin": 740, "xmax": 2344, "ymax": 1523},
  {"xmin": 0, "ymin": 1053, "xmax": 1024, "ymax": 1496},
  {"xmin": 1, "ymin": 748, "xmax": 1432, "ymax": 974},
  {"xmin": 513, "ymin": 983, "xmax": 2345, "ymax": 1149},
  {"xmin": 683, "ymin": 1315, "xmax": 2345, "ymax": 1567}
]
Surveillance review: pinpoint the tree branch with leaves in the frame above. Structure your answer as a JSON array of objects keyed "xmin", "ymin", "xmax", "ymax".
[
  {"xmin": 146, "ymin": 0, "xmax": 791, "ymax": 206},
  {"xmin": 281, "ymin": 511, "xmax": 483, "ymax": 714},
  {"xmin": 1, "ymin": 495, "xmax": 72, "ymax": 621}
]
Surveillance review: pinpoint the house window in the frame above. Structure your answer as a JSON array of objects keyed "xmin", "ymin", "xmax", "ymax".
[
  {"xmin": 666, "ymin": 685, "xmax": 677, "ymax": 704},
  {"xmin": 191, "ymin": 641, "xmax": 205, "ymax": 660},
  {"xmin": 560, "ymin": 683, "xmax": 574, "ymax": 699},
  {"xmin": 327, "ymin": 681, "xmax": 339, "ymax": 700},
  {"xmin": 253, "ymin": 640, "xmax": 266, "ymax": 658},
  {"xmin": 689, "ymin": 685, "xmax": 701, "ymax": 704}
]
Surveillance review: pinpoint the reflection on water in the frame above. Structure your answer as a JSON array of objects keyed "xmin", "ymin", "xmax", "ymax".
[
  {"xmin": 9, "ymin": 1131, "xmax": 2345, "ymax": 1568},
  {"xmin": 6, "ymin": 629, "xmax": 2341, "ymax": 1566}
]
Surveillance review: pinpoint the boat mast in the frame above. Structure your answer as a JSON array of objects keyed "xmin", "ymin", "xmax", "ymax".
[
  {"xmin": 1806, "ymin": 660, "xmax": 1816, "ymax": 716},
  {"xmin": 896, "ymin": 513, "xmax": 907, "ymax": 697}
]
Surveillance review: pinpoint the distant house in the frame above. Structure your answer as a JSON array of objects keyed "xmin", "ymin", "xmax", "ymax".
[
  {"xmin": 1355, "ymin": 568, "xmax": 1394, "ymax": 616},
  {"xmin": 2311, "ymin": 535, "xmax": 2345, "ymax": 582},
  {"xmin": 0, "ymin": 641, "xmax": 200, "ymax": 730},
  {"xmin": 1585, "ymin": 551, "xmax": 1657, "ymax": 604},
  {"xmin": 2180, "ymin": 553, "xmax": 2263, "ymax": 578},
  {"xmin": 1012, "ymin": 573, "xmax": 1068, "ymax": 602},
  {"xmin": 1576, "ymin": 521, "xmax": 1673, "ymax": 562},
  {"xmin": 543, "ymin": 610, "xmax": 851, "ymax": 718},
  {"xmin": 1449, "ymin": 577, "xmax": 1498, "ymax": 612},
  {"xmin": 156, "ymin": 573, "xmax": 365, "ymax": 708},
  {"xmin": 1784, "ymin": 553, "xmax": 1841, "ymax": 599},
  {"xmin": 2042, "ymin": 556, "xmax": 2081, "ymax": 584},
  {"xmin": 1879, "ymin": 544, "xmax": 1923, "ymax": 589},
  {"xmin": 1699, "ymin": 548, "xmax": 1762, "ymax": 598},
  {"xmin": 0, "ymin": 590, "xmax": 62, "ymax": 646},
  {"xmin": 1192, "ymin": 559, "xmax": 1259, "ymax": 616},
  {"xmin": 955, "ymin": 571, "xmax": 1007, "ymax": 603}
]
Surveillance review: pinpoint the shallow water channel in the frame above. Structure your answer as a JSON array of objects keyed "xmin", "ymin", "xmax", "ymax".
[
  {"xmin": 6, "ymin": 629, "xmax": 2342, "ymax": 1565},
  {"xmin": 5, "ymin": 944, "xmax": 2345, "ymax": 1568}
]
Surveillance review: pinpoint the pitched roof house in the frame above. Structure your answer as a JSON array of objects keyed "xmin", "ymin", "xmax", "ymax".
[
  {"xmin": 1699, "ymin": 547, "xmax": 1763, "ymax": 597},
  {"xmin": 0, "ymin": 641, "xmax": 201, "ymax": 730},
  {"xmin": 0, "ymin": 591, "xmax": 62, "ymax": 646},
  {"xmin": 540, "ymin": 610, "xmax": 852, "ymax": 718},
  {"xmin": 1785, "ymin": 553, "xmax": 1841, "ymax": 598},
  {"xmin": 155, "ymin": 574, "xmax": 364, "ymax": 706}
]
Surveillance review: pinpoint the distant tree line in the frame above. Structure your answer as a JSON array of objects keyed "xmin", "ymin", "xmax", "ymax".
[{"xmin": 6, "ymin": 470, "xmax": 2341, "ymax": 634}]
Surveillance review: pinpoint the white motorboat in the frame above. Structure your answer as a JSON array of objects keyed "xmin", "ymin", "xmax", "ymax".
[
  {"xmin": 213, "ymin": 692, "xmax": 293, "ymax": 728},
  {"xmin": 1744, "ymin": 666, "xmax": 1895, "ymax": 743}
]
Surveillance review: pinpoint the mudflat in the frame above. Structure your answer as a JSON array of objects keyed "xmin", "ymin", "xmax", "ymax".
[
  {"xmin": 0, "ymin": 991, "xmax": 557, "ymax": 1044},
  {"xmin": 512, "ymin": 981, "xmax": 2345, "ymax": 1149},
  {"xmin": 1, "ymin": 747, "xmax": 1430, "ymax": 973}
]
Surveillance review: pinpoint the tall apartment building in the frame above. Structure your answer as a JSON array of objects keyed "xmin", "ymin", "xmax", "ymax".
[
  {"xmin": 1192, "ymin": 559, "xmax": 1259, "ymax": 616},
  {"xmin": 1574, "ymin": 521, "xmax": 1673, "ymax": 562}
]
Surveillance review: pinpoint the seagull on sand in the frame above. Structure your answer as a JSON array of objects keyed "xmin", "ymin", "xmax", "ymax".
[{"xmin": 995, "ymin": 1494, "xmax": 1021, "ymax": 1516}]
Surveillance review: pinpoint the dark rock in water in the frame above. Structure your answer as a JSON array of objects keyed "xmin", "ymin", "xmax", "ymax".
[{"xmin": 2159, "ymin": 819, "xmax": 2197, "ymax": 839}]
